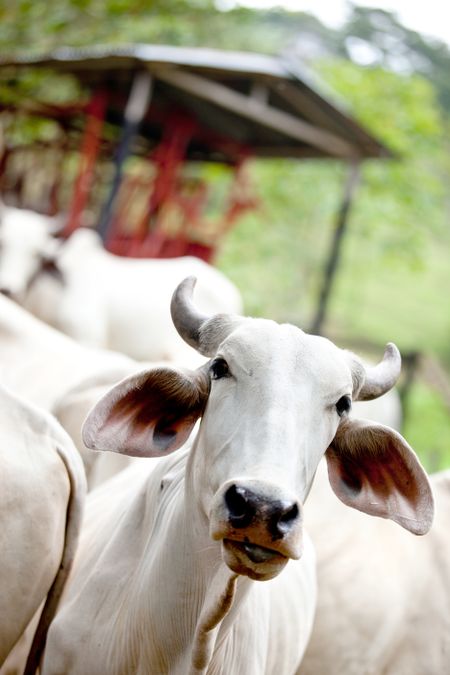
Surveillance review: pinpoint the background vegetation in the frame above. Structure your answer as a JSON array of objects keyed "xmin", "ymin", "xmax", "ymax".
[{"xmin": 0, "ymin": 0, "xmax": 448, "ymax": 469}]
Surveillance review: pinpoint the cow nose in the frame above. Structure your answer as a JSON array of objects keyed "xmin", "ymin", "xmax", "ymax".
[
  {"xmin": 224, "ymin": 483, "xmax": 300, "ymax": 539},
  {"xmin": 225, "ymin": 484, "xmax": 256, "ymax": 528}
]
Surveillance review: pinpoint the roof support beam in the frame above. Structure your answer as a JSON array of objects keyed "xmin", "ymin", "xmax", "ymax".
[
  {"xmin": 97, "ymin": 70, "xmax": 153, "ymax": 241},
  {"xmin": 310, "ymin": 160, "xmax": 361, "ymax": 335},
  {"xmin": 154, "ymin": 67, "xmax": 360, "ymax": 159},
  {"xmin": 272, "ymin": 80, "xmax": 383, "ymax": 157},
  {"xmin": 271, "ymin": 80, "xmax": 349, "ymax": 138}
]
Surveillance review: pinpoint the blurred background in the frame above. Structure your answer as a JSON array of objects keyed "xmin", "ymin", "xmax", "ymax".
[{"xmin": 0, "ymin": 0, "xmax": 448, "ymax": 469}]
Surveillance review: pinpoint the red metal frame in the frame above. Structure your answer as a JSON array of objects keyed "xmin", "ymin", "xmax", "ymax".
[
  {"xmin": 62, "ymin": 90, "xmax": 107, "ymax": 237},
  {"xmin": 105, "ymin": 115, "xmax": 258, "ymax": 261},
  {"xmin": 0, "ymin": 96, "xmax": 258, "ymax": 261}
]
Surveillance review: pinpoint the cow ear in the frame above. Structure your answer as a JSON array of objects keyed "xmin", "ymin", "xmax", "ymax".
[
  {"xmin": 325, "ymin": 418, "xmax": 434, "ymax": 535},
  {"xmin": 82, "ymin": 366, "xmax": 210, "ymax": 458}
]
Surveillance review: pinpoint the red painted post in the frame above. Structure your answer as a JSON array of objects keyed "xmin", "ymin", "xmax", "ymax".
[{"xmin": 62, "ymin": 90, "xmax": 107, "ymax": 236}]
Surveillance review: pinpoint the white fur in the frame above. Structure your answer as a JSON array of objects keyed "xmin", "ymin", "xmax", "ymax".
[
  {"xmin": 42, "ymin": 320, "xmax": 414, "ymax": 674},
  {"xmin": 0, "ymin": 385, "xmax": 85, "ymax": 668},
  {"xmin": 0, "ymin": 211, "xmax": 243, "ymax": 365},
  {"xmin": 0, "ymin": 293, "xmax": 141, "ymax": 485},
  {"xmin": 302, "ymin": 463, "xmax": 450, "ymax": 675}
]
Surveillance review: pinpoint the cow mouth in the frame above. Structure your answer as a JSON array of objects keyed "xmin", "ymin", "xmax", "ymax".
[{"xmin": 222, "ymin": 538, "xmax": 288, "ymax": 581}]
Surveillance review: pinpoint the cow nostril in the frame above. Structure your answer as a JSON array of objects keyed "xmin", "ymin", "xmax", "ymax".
[
  {"xmin": 0, "ymin": 288, "xmax": 12, "ymax": 298},
  {"xmin": 279, "ymin": 503, "xmax": 299, "ymax": 524},
  {"xmin": 271, "ymin": 501, "xmax": 300, "ymax": 539},
  {"xmin": 224, "ymin": 484, "xmax": 255, "ymax": 528}
]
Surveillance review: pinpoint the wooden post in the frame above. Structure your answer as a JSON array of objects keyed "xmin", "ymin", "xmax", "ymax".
[
  {"xmin": 97, "ymin": 70, "xmax": 153, "ymax": 242},
  {"xmin": 155, "ymin": 68, "xmax": 357, "ymax": 159},
  {"xmin": 398, "ymin": 350, "xmax": 420, "ymax": 431},
  {"xmin": 310, "ymin": 160, "xmax": 361, "ymax": 335}
]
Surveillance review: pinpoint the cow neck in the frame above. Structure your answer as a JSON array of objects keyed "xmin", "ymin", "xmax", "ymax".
[
  {"xmin": 183, "ymin": 434, "xmax": 255, "ymax": 675},
  {"xmin": 108, "ymin": 446, "xmax": 234, "ymax": 674}
]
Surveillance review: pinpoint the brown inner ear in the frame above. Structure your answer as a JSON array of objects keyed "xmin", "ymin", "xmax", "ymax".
[
  {"xmin": 125, "ymin": 369, "xmax": 209, "ymax": 452},
  {"xmin": 85, "ymin": 366, "xmax": 211, "ymax": 458},
  {"xmin": 330, "ymin": 438, "xmax": 419, "ymax": 505},
  {"xmin": 118, "ymin": 371, "xmax": 209, "ymax": 452},
  {"xmin": 326, "ymin": 419, "xmax": 434, "ymax": 535}
]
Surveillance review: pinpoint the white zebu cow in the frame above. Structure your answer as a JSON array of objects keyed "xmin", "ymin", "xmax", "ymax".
[
  {"xmin": 0, "ymin": 384, "xmax": 85, "ymax": 672},
  {"xmin": 0, "ymin": 292, "xmax": 143, "ymax": 487},
  {"xmin": 0, "ymin": 290, "xmax": 136, "ymax": 412},
  {"xmin": 41, "ymin": 278, "xmax": 433, "ymax": 675},
  {"xmin": 53, "ymin": 373, "xmax": 159, "ymax": 489},
  {"xmin": 0, "ymin": 203, "xmax": 62, "ymax": 298},
  {"xmin": 0, "ymin": 206, "xmax": 243, "ymax": 364},
  {"xmin": 301, "ymin": 465, "xmax": 450, "ymax": 675}
]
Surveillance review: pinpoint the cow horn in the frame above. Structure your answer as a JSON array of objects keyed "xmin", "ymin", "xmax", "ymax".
[
  {"xmin": 356, "ymin": 343, "xmax": 401, "ymax": 401},
  {"xmin": 171, "ymin": 276, "xmax": 210, "ymax": 352},
  {"xmin": 171, "ymin": 276, "xmax": 241, "ymax": 356}
]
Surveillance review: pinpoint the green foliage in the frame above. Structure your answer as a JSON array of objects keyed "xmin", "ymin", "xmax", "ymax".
[
  {"xmin": 0, "ymin": 0, "xmax": 218, "ymax": 52},
  {"xmin": 317, "ymin": 61, "xmax": 443, "ymax": 154},
  {"xmin": 314, "ymin": 60, "xmax": 449, "ymax": 247},
  {"xmin": 337, "ymin": 6, "xmax": 450, "ymax": 113},
  {"xmin": 0, "ymin": 68, "xmax": 81, "ymax": 106},
  {"xmin": 218, "ymin": 159, "xmax": 344, "ymax": 321},
  {"xmin": 403, "ymin": 382, "xmax": 450, "ymax": 472}
]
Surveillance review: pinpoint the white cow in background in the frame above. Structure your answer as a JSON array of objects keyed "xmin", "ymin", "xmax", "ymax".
[
  {"xmin": 301, "ymin": 464, "xmax": 450, "ymax": 675},
  {"xmin": 42, "ymin": 277, "xmax": 433, "ymax": 675},
  {"xmin": 53, "ymin": 373, "xmax": 153, "ymax": 489},
  {"xmin": 0, "ymin": 384, "xmax": 85, "ymax": 672},
  {"xmin": 0, "ymin": 205, "xmax": 243, "ymax": 364},
  {"xmin": 0, "ymin": 292, "xmax": 145, "ymax": 486},
  {"xmin": 0, "ymin": 203, "xmax": 61, "ymax": 299},
  {"xmin": 0, "ymin": 291, "xmax": 136, "ymax": 412}
]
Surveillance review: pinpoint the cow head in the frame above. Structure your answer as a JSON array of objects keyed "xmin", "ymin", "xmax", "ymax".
[
  {"xmin": 83, "ymin": 277, "xmax": 434, "ymax": 582},
  {"xmin": 0, "ymin": 205, "xmax": 62, "ymax": 300}
]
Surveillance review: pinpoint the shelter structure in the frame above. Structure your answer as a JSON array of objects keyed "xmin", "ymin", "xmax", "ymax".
[{"xmin": 0, "ymin": 44, "xmax": 391, "ymax": 331}]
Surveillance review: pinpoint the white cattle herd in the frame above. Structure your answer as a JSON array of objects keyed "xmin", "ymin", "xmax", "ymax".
[
  {"xmin": 0, "ymin": 203, "xmax": 242, "ymax": 365},
  {"xmin": 0, "ymin": 204, "xmax": 448, "ymax": 675}
]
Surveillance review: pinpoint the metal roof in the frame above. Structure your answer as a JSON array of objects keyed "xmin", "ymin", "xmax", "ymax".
[{"xmin": 0, "ymin": 44, "xmax": 392, "ymax": 161}]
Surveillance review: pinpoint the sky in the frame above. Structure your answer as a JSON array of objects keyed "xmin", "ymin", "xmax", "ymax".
[{"xmin": 217, "ymin": 1, "xmax": 450, "ymax": 46}]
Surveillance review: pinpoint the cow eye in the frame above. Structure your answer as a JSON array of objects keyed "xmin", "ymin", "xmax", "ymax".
[
  {"xmin": 210, "ymin": 358, "xmax": 230, "ymax": 380},
  {"xmin": 336, "ymin": 395, "xmax": 351, "ymax": 417}
]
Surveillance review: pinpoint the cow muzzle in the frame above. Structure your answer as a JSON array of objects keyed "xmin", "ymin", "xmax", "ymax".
[{"xmin": 210, "ymin": 479, "xmax": 303, "ymax": 581}]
